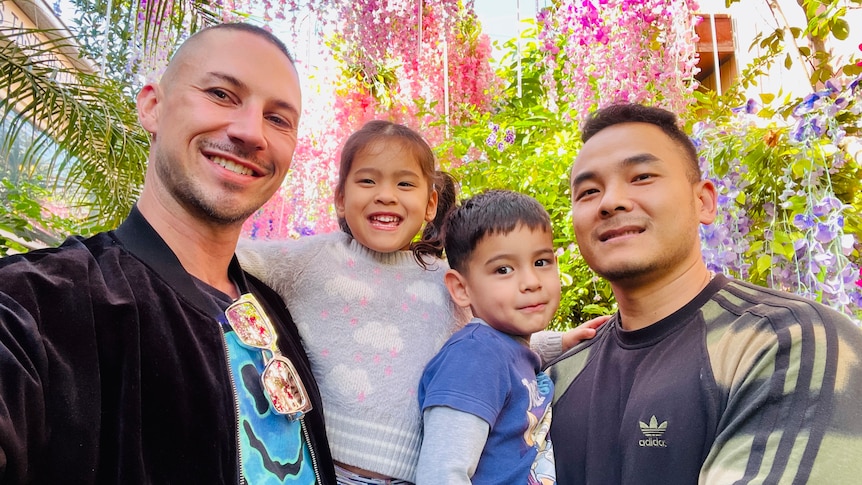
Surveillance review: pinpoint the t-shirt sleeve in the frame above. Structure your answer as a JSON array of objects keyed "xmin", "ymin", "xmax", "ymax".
[
  {"xmin": 419, "ymin": 335, "xmax": 510, "ymax": 426},
  {"xmin": 700, "ymin": 307, "xmax": 862, "ymax": 483}
]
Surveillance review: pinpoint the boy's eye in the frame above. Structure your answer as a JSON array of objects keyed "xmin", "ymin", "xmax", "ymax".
[
  {"xmin": 398, "ymin": 181, "xmax": 417, "ymax": 188},
  {"xmin": 633, "ymin": 173, "xmax": 653, "ymax": 182},
  {"xmin": 495, "ymin": 266, "xmax": 513, "ymax": 275}
]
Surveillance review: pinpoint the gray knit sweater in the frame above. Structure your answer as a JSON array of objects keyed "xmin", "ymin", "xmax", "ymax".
[
  {"xmin": 238, "ymin": 232, "xmax": 465, "ymax": 481},
  {"xmin": 237, "ymin": 232, "xmax": 563, "ymax": 482}
]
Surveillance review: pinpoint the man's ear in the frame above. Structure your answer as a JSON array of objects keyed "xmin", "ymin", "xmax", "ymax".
[
  {"xmin": 443, "ymin": 269, "xmax": 471, "ymax": 308},
  {"xmin": 695, "ymin": 179, "xmax": 718, "ymax": 225},
  {"xmin": 137, "ymin": 84, "xmax": 161, "ymax": 135}
]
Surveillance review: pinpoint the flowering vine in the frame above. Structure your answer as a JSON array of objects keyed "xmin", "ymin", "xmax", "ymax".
[
  {"xmin": 536, "ymin": 0, "xmax": 701, "ymax": 122},
  {"xmin": 695, "ymin": 75, "xmax": 862, "ymax": 322},
  {"xmin": 244, "ymin": 1, "xmax": 497, "ymax": 238}
]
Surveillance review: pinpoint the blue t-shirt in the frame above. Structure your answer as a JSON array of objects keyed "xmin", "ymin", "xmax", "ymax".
[{"xmin": 419, "ymin": 320, "xmax": 555, "ymax": 484}]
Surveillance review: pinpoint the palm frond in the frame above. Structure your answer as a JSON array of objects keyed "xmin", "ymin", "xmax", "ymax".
[{"xmin": 1, "ymin": 26, "xmax": 148, "ymax": 231}]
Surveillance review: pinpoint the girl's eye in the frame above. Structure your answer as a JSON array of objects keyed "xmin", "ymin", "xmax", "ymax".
[
  {"xmin": 633, "ymin": 173, "xmax": 653, "ymax": 182},
  {"xmin": 535, "ymin": 259, "xmax": 553, "ymax": 267},
  {"xmin": 398, "ymin": 181, "xmax": 417, "ymax": 188}
]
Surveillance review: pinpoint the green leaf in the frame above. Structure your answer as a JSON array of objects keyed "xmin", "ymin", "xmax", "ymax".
[
  {"xmin": 756, "ymin": 254, "xmax": 772, "ymax": 274},
  {"xmin": 830, "ymin": 19, "xmax": 850, "ymax": 40},
  {"xmin": 759, "ymin": 93, "xmax": 775, "ymax": 104}
]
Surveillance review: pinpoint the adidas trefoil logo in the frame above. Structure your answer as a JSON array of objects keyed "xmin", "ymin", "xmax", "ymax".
[{"xmin": 638, "ymin": 416, "xmax": 668, "ymax": 448}]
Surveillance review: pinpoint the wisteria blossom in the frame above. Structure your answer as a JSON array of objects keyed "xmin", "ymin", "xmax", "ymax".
[
  {"xmin": 695, "ymin": 75, "xmax": 862, "ymax": 322},
  {"xmin": 536, "ymin": 0, "xmax": 701, "ymax": 122}
]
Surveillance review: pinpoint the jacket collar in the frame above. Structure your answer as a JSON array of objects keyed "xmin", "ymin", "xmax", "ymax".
[{"xmin": 114, "ymin": 205, "xmax": 248, "ymax": 315}]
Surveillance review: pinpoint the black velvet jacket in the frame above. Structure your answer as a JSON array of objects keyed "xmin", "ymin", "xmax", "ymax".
[{"xmin": 0, "ymin": 207, "xmax": 336, "ymax": 484}]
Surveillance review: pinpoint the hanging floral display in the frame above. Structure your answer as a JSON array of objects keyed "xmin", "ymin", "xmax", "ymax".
[{"xmin": 536, "ymin": 0, "xmax": 701, "ymax": 121}]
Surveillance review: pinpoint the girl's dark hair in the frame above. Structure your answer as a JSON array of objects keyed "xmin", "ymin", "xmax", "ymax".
[
  {"xmin": 334, "ymin": 120, "xmax": 458, "ymax": 268},
  {"xmin": 412, "ymin": 170, "xmax": 458, "ymax": 268}
]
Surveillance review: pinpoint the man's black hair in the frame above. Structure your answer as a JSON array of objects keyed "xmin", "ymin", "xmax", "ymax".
[{"xmin": 581, "ymin": 103, "xmax": 701, "ymax": 182}]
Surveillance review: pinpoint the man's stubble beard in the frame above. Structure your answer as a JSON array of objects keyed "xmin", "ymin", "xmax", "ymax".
[
  {"xmin": 587, "ymin": 220, "xmax": 701, "ymax": 285},
  {"xmin": 154, "ymin": 149, "xmax": 260, "ymax": 226}
]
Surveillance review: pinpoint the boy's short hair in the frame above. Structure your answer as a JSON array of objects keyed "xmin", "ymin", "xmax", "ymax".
[{"xmin": 443, "ymin": 190, "xmax": 552, "ymax": 273}]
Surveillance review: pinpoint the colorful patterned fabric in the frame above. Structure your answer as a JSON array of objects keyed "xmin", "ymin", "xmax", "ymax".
[{"xmin": 223, "ymin": 330, "xmax": 317, "ymax": 483}]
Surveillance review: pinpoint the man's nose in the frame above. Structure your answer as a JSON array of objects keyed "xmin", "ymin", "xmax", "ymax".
[{"xmin": 226, "ymin": 105, "xmax": 267, "ymax": 151}]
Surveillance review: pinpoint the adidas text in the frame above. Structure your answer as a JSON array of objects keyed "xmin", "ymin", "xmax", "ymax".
[{"xmin": 638, "ymin": 437, "xmax": 667, "ymax": 447}]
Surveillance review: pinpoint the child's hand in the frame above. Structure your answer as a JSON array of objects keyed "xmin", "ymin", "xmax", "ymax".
[{"xmin": 561, "ymin": 315, "xmax": 611, "ymax": 351}]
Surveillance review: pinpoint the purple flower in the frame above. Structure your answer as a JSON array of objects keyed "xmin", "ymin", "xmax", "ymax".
[
  {"xmin": 811, "ymin": 116, "xmax": 824, "ymax": 136},
  {"xmin": 504, "ymin": 128, "xmax": 516, "ymax": 144},
  {"xmin": 793, "ymin": 213, "xmax": 815, "ymax": 230},
  {"xmin": 814, "ymin": 223, "xmax": 836, "ymax": 244},
  {"xmin": 813, "ymin": 196, "xmax": 841, "ymax": 217},
  {"xmin": 731, "ymin": 98, "xmax": 758, "ymax": 115}
]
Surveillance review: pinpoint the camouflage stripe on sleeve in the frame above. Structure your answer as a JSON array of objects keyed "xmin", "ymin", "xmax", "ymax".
[{"xmin": 700, "ymin": 280, "xmax": 862, "ymax": 483}]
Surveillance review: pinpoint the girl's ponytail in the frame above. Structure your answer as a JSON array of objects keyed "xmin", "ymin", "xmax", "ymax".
[{"xmin": 412, "ymin": 171, "xmax": 458, "ymax": 269}]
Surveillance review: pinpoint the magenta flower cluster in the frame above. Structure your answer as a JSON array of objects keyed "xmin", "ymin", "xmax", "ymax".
[{"xmin": 535, "ymin": 0, "xmax": 701, "ymax": 122}]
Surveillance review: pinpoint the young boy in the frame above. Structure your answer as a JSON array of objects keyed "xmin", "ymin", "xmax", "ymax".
[{"xmin": 416, "ymin": 189, "xmax": 562, "ymax": 485}]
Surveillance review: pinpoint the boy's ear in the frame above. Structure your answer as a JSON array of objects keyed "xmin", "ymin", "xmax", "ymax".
[{"xmin": 443, "ymin": 269, "xmax": 471, "ymax": 308}]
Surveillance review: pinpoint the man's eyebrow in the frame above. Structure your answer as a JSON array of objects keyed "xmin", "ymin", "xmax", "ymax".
[
  {"xmin": 206, "ymin": 71, "xmax": 245, "ymax": 90},
  {"xmin": 571, "ymin": 152, "xmax": 660, "ymax": 188}
]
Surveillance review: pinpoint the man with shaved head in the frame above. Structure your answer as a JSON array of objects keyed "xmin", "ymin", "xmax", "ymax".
[
  {"xmin": 547, "ymin": 102, "xmax": 862, "ymax": 484},
  {"xmin": 0, "ymin": 23, "xmax": 336, "ymax": 484}
]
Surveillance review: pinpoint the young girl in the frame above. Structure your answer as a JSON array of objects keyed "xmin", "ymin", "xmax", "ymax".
[{"xmin": 238, "ymin": 120, "xmax": 597, "ymax": 484}]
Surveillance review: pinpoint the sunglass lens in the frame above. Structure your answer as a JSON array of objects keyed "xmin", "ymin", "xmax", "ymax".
[
  {"xmin": 226, "ymin": 300, "xmax": 272, "ymax": 348},
  {"xmin": 262, "ymin": 358, "xmax": 310, "ymax": 417}
]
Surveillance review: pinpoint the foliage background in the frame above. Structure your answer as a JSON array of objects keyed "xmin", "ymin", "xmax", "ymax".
[{"xmin": 1, "ymin": 0, "xmax": 860, "ymax": 325}]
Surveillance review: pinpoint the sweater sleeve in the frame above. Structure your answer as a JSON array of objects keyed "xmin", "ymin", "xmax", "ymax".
[
  {"xmin": 236, "ymin": 238, "xmax": 308, "ymax": 304},
  {"xmin": 700, "ymin": 303, "xmax": 862, "ymax": 483},
  {"xmin": 530, "ymin": 331, "xmax": 562, "ymax": 366},
  {"xmin": 235, "ymin": 240, "xmax": 284, "ymax": 286},
  {"xmin": 416, "ymin": 406, "xmax": 489, "ymax": 485}
]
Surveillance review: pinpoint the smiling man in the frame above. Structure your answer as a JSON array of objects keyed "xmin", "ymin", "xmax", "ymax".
[
  {"xmin": 547, "ymin": 103, "xmax": 862, "ymax": 484},
  {"xmin": 0, "ymin": 23, "xmax": 336, "ymax": 484}
]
